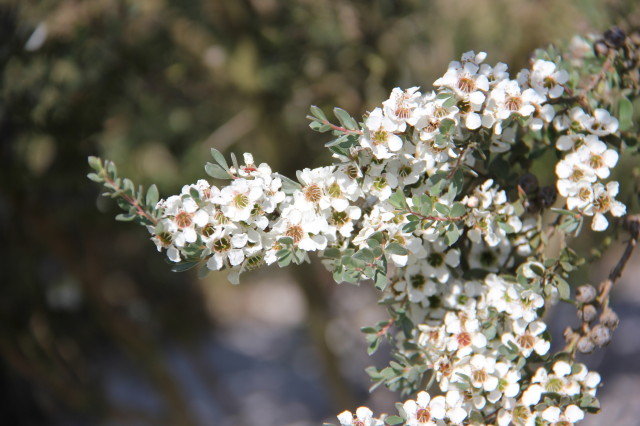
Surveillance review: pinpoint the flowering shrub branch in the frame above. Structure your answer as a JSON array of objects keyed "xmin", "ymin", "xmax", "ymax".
[{"xmin": 90, "ymin": 27, "xmax": 639, "ymax": 425}]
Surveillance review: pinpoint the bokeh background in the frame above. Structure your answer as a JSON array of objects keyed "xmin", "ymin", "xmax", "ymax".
[{"xmin": 1, "ymin": 1, "xmax": 640, "ymax": 425}]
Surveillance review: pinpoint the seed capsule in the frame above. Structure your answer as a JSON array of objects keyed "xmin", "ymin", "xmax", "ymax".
[
  {"xmin": 577, "ymin": 336, "xmax": 596, "ymax": 354},
  {"xmin": 590, "ymin": 324, "xmax": 612, "ymax": 347},
  {"xmin": 603, "ymin": 27, "xmax": 626, "ymax": 49},
  {"xmin": 600, "ymin": 308, "xmax": 620, "ymax": 330},
  {"xmin": 578, "ymin": 304, "xmax": 598, "ymax": 323},
  {"xmin": 576, "ymin": 285, "xmax": 597, "ymax": 304}
]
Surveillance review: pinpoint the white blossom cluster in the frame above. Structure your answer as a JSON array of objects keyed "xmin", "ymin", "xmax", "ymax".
[
  {"xmin": 141, "ymin": 50, "xmax": 626, "ymax": 425},
  {"xmin": 553, "ymin": 109, "xmax": 626, "ymax": 230}
]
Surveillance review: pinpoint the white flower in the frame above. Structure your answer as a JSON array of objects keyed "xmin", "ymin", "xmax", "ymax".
[
  {"xmin": 360, "ymin": 108, "xmax": 404, "ymax": 159},
  {"xmin": 337, "ymin": 407, "xmax": 382, "ymax": 426},
  {"xmin": 583, "ymin": 181, "xmax": 626, "ymax": 231},
  {"xmin": 530, "ymin": 59, "xmax": 569, "ymax": 98},
  {"xmin": 404, "ymin": 391, "xmax": 439, "ymax": 426},
  {"xmin": 383, "ymin": 86, "xmax": 422, "ymax": 129},
  {"xmin": 588, "ymin": 108, "xmax": 619, "ymax": 136}
]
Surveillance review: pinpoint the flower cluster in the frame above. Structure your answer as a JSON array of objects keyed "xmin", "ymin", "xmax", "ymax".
[
  {"xmin": 554, "ymin": 120, "xmax": 626, "ymax": 230},
  {"xmin": 92, "ymin": 32, "xmax": 637, "ymax": 425}
]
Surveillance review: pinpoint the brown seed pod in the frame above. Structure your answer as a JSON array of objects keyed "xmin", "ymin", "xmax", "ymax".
[
  {"xmin": 577, "ymin": 336, "xmax": 596, "ymax": 354},
  {"xmin": 576, "ymin": 285, "xmax": 597, "ymax": 304},
  {"xmin": 590, "ymin": 324, "xmax": 612, "ymax": 347}
]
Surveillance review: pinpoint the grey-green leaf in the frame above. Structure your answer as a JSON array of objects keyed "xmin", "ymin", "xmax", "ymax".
[
  {"xmin": 210, "ymin": 148, "xmax": 229, "ymax": 170},
  {"xmin": 618, "ymin": 96, "xmax": 633, "ymax": 132},
  {"xmin": 205, "ymin": 163, "xmax": 232, "ymax": 179},
  {"xmin": 146, "ymin": 184, "xmax": 159, "ymax": 207}
]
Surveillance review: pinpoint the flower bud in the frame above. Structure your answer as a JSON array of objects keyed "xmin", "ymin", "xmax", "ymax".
[
  {"xmin": 576, "ymin": 285, "xmax": 597, "ymax": 304},
  {"xmin": 577, "ymin": 336, "xmax": 596, "ymax": 354},
  {"xmin": 603, "ymin": 27, "xmax": 626, "ymax": 49},
  {"xmin": 594, "ymin": 40, "xmax": 609, "ymax": 56},
  {"xmin": 590, "ymin": 324, "xmax": 612, "ymax": 347},
  {"xmin": 578, "ymin": 304, "xmax": 598, "ymax": 323},
  {"xmin": 600, "ymin": 308, "xmax": 619, "ymax": 330}
]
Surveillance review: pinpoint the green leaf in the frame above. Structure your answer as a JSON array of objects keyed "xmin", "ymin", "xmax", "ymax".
[
  {"xmin": 210, "ymin": 148, "xmax": 229, "ymax": 170},
  {"xmin": 385, "ymin": 415, "xmax": 404, "ymax": 425},
  {"xmin": 146, "ymin": 184, "xmax": 159, "ymax": 207},
  {"xmin": 115, "ymin": 213, "xmax": 136, "ymax": 221},
  {"xmin": 554, "ymin": 276, "xmax": 570, "ymax": 300},
  {"xmin": 450, "ymin": 202, "xmax": 466, "ymax": 218},
  {"xmin": 388, "ymin": 190, "xmax": 407, "ymax": 210},
  {"xmin": 87, "ymin": 172, "xmax": 102, "ymax": 183},
  {"xmin": 171, "ymin": 261, "xmax": 200, "ymax": 272},
  {"xmin": 374, "ymin": 270, "xmax": 387, "ymax": 291},
  {"xmin": 445, "ymin": 226, "xmax": 460, "ymax": 246},
  {"xmin": 353, "ymin": 248, "xmax": 374, "ymax": 263},
  {"xmin": 310, "ymin": 105, "xmax": 327, "ymax": 121},
  {"xmin": 367, "ymin": 237, "xmax": 381, "ymax": 248},
  {"xmin": 434, "ymin": 202, "xmax": 450, "ymax": 216},
  {"xmin": 278, "ymin": 236, "xmax": 294, "ymax": 246},
  {"xmin": 618, "ymin": 96, "xmax": 633, "ymax": 132},
  {"xmin": 333, "ymin": 107, "xmax": 358, "ymax": 130},
  {"xmin": 277, "ymin": 249, "xmax": 292, "ymax": 267},
  {"xmin": 442, "ymin": 95, "xmax": 457, "ymax": 108},
  {"xmin": 310, "ymin": 121, "xmax": 332, "ymax": 133},
  {"xmin": 402, "ymin": 221, "xmax": 418, "ymax": 233},
  {"xmin": 205, "ymin": 163, "xmax": 231, "ymax": 179},
  {"xmin": 439, "ymin": 118, "xmax": 455, "ymax": 134},
  {"xmin": 88, "ymin": 156, "xmax": 102, "ymax": 171},
  {"xmin": 386, "ymin": 242, "xmax": 408, "ymax": 255},
  {"xmin": 292, "ymin": 248, "xmax": 306, "ymax": 264},
  {"xmin": 323, "ymin": 247, "xmax": 341, "ymax": 259},
  {"xmin": 122, "ymin": 178, "xmax": 135, "ymax": 197}
]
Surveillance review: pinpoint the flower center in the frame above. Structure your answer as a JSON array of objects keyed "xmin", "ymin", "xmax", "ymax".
[
  {"xmin": 233, "ymin": 193, "xmax": 250, "ymax": 209},
  {"xmin": 578, "ymin": 187, "xmax": 592, "ymax": 201},
  {"xmin": 417, "ymin": 408, "xmax": 431, "ymax": 422},
  {"xmin": 433, "ymin": 105, "xmax": 449, "ymax": 118},
  {"xmin": 593, "ymin": 193, "xmax": 611, "ymax": 213},
  {"xmin": 569, "ymin": 167, "xmax": 585, "ymax": 182},
  {"xmin": 457, "ymin": 331, "xmax": 472, "ymax": 347},
  {"xmin": 214, "ymin": 210, "xmax": 230, "ymax": 224},
  {"xmin": 328, "ymin": 182, "xmax": 342, "ymax": 198},
  {"xmin": 285, "ymin": 225, "xmax": 305, "ymax": 243},
  {"xmin": 473, "ymin": 369, "xmax": 488, "ymax": 384},
  {"xmin": 545, "ymin": 377, "xmax": 564, "ymax": 393},
  {"xmin": 212, "ymin": 237, "xmax": 231, "ymax": 253},
  {"xmin": 346, "ymin": 164, "xmax": 360, "ymax": 179},
  {"xmin": 372, "ymin": 130, "xmax": 388, "ymax": 145},
  {"xmin": 157, "ymin": 232, "xmax": 173, "ymax": 247},
  {"xmin": 399, "ymin": 165, "xmax": 412, "ymax": 178},
  {"xmin": 589, "ymin": 154, "xmax": 604, "ymax": 170},
  {"xmin": 505, "ymin": 95, "xmax": 522, "ymax": 112},
  {"xmin": 304, "ymin": 184, "xmax": 323, "ymax": 203},
  {"xmin": 458, "ymin": 76, "xmax": 476, "ymax": 93},
  {"xmin": 410, "ymin": 274, "xmax": 426, "ymax": 290},
  {"xmin": 395, "ymin": 105, "xmax": 411, "ymax": 119},
  {"xmin": 543, "ymin": 76, "xmax": 555, "ymax": 89},
  {"xmin": 372, "ymin": 176, "xmax": 388, "ymax": 191},
  {"xmin": 175, "ymin": 211, "xmax": 193, "ymax": 228},
  {"xmin": 516, "ymin": 333, "xmax": 536, "ymax": 350},
  {"xmin": 424, "ymin": 119, "xmax": 440, "ymax": 133},
  {"xmin": 479, "ymin": 249, "xmax": 497, "ymax": 267},
  {"xmin": 202, "ymin": 224, "xmax": 216, "ymax": 238},
  {"xmin": 332, "ymin": 211, "xmax": 349, "ymax": 226},
  {"xmin": 427, "ymin": 252, "xmax": 444, "ymax": 268}
]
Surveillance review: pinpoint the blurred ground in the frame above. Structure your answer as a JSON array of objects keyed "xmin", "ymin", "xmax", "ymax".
[{"xmin": 1, "ymin": 1, "xmax": 639, "ymax": 425}]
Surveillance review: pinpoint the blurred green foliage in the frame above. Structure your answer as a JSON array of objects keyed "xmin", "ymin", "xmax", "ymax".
[{"xmin": 1, "ymin": 0, "xmax": 638, "ymax": 424}]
